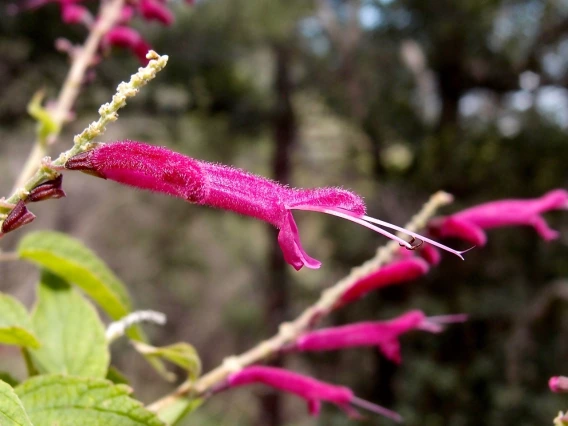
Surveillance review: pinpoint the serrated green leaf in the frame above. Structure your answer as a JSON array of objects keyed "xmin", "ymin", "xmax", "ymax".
[
  {"xmin": 29, "ymin": 271, "xmax": 109, "ymax": 378},
  {"xmin": 157, "ymin": 397, "xmax": 202, "ymax": 425},
  {"xmin": 0, "ymin": 293, "xmax": 40, "ymax": 349},
  {"xmin": 17, "ymin": 231, "xmax": 167, "ymax": 378},
  {"xmin": 0, "ymin": 380, "xmax": 33, "ymax": 426},
  {"xmin": 133, "ymin": 342, "xmax": 201, "ymax": 382},
  {"xmin": 18, "ymin": 231, "xmax": 132, "ymax": 320},
  {"xmin": 16, "ymin": 374, "xmax": 164, "ymax": 426}
]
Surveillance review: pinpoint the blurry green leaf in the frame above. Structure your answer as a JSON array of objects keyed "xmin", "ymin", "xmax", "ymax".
[
  {"xmin": 106, "ymin": 366, "xmax": 130, "ymax": 385},
  {"xmin": 157, "ymin": 397, "xmax": 203, "ymax": 425},
  {"xmin": 0, "ymin": 380, "xmax": 32, "ymax": 426},
  {"xmin": 18, "ymin": 231, "xmax": 131, "ymax": 320},
  {"xmin": 16, "ymin": 374, "xmax": 164, "ymax": 426},
  {"xmin": 0, "ymin": 293, "xmax": 40, "ymax": 349},
  {"xmin": 17, "ymin": 231, "xmax": 169, "ymax": 379},
  {"xmin": 0, "ymin": 372, "xmax": 19, "ymax": 388},
  {"xmin": 132, "ymin": 342, "xmax": 201, "ymax": 382},
  {"xmin": 29, "ymin": 271, "xmax": 109, "ymax": 378},
  {"xmin": 27, "ymin": 90, "xmax": 60, "ymax": 143}
]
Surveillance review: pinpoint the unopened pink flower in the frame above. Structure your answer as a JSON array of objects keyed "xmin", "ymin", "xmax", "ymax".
[
  {"xmin": 291, "ymin": 310, "xmax": 466, "ymax": 364},
  {"xmin": 1, "ymin": 201, "xmax": 35, "ymax": 234},
  {"xmin": 64, "ymin": 141, "xmax": 468, "ymax": 270},
  {"xmin": 227, "ymin": 366, "xmax": 402, "ymax": 421},
  {"xmin": 139, "ymin": 0, "xmax": 174, "ymax": 25},
  {"xmin": 429, "ymin": 190, "xmax": 568, "ymax": 246},
  {"xmin": 550, "ymin": 376, "xmax": 568, "ymax": 393},
  {"xmin": 337, "ymin": 258, "xmax": 430, "ymax": 307},
  {"xmin": 103, "ymin": 27, "xmax": 151, "ymax": 65}
]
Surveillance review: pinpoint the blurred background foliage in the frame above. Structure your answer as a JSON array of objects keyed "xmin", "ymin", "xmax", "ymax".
[{"xmin": 1, "ymin": 0, "xmax": 568, "ymax": 425}]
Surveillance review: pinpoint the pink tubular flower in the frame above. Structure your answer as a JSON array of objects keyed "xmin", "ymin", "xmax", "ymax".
[
  {"xmin": 64, "ymin": 141, "xmax": 468, "ymax": 270},
  {"xmin": 60, "ymin": 2, "xmax": 91, "ymax": 25},
  {"xmin": 103, "ymin": 27, "xmax": 151, "ymax": 65},
  {"xmin": 139, "ymin": 0, "xmax": 174, "ymax": 25},
  {"xmin": 291, "ymin": 310, "xmax": 466, "ymax": 364},
  {"xmin": 550, "ymin": 376, "xmax": 568, "ymax": 393},
  {"xmin": 227, "ymin": 366, "xmax": 402, "ymax": 421},
  {"xmin": 18, "ymin": 0, "xmax": 91, "ymax": 25},
  {"xmin": 429, "ymin": 190, "xmax": 568, "ymax": 246},
  {"xmin": 337, "ymin": 258, "xmax": 430, "ymax": 307}
]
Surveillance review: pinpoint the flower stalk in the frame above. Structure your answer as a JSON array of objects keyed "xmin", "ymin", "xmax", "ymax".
[
  {"xmin": 11, "ymin": 0, "xmax": 126, "ymax": 192},
  {"xmin": 0, "ymin": 51, "xmax": 168, "ymax": 231}
]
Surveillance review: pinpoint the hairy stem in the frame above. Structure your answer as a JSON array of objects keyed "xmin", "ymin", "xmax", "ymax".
[
  {"xmin": 147, "ymin": 191, "xmax": 453, "ymax": 414},
  {"xmin": 12, "ymin": 0, "xmax": 126, "ymax": 193}
]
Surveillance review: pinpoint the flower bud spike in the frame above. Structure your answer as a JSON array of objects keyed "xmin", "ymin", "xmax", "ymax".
[{"xmin": 1, "ymin": 201, "xmax": 36, "ymax": 234}]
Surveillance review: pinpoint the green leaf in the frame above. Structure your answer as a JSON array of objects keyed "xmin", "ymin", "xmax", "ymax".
[
  {"xmin": 0, "ymin": 380, "xmax": 33, "ymax": 426},
  {"xmin": 132, "ymin": 342, "xmax": 201, "ymax": 382},
  {"xmin": 17, "ymin": 231, "xmax": 166, "ymax": 377},
  {"xmin": 18, "ymin": 231, "xmax": 132, "ymax": 320},
  {"xmin": 16, "ymin": 375, "xmax": 164, "ymax": 426},
  {"xmin": 0, "ymin": 293, "xmax": 40, "ymax": 349},
  {"xmin": 156, "ymin": 397, "xmax": 202, "ymax": 425},
  {"xmin": 27, "ymin": 90, "xmax": 60, "ymax": 143},
  {"xmin": 0, "ymin": 373, "xmax": 20, "ymax": 388},
  {"xmin": 29, "ymin": 271, "xmax": 109, "ymax": 378},
  {"xmin": 106, "ymin": 366, "xmax": 130, "ymax": 385}
]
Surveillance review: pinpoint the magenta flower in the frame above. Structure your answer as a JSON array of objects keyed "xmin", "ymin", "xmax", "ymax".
[
  {"xmin": 337, "ymin": 258, "xmax": 430, "ymax": 307},
  {"xmin": 429, "ymin": 190, "xmax": 568, "ymax": 246},
  {"xmin": 18, "ymin": 0, "xmax": 91, "ymax": 25},
  {"xmin": 139, "ymin": 0, "xmax": 174, "ymax": 26},
  {"xmin": 550, "ymin": 376, "xmax": 568, "ymax": 393},
  {"xmin": 60, "ymin": 2, "xmax": 91, "ymax": 25},
  {"xmin": 64, "ymin": 141, "xmax": 467, "ymax": 270},
  {"xmin": 226, "ymin": 366, "xmax": 402, "ymax": 421},
  {"xmin": 291, "ymin": 310, "xmax": 466, "ymax": 364},
  {"xmin": 103, "ymin": 27, "xmax": 151, "ymax": 65}
]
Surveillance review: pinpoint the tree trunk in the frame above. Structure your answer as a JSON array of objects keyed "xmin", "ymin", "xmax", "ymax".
[{"xmin": 258, "ymin": 43, "xmax": 297, "ymax": 426}]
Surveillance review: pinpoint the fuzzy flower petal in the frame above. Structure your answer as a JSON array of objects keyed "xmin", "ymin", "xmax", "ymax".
[
  {"xmin": 103, "ymin": 27, "xmax": 151, "ymax": 65},
  {"xmin": 293, "ymin": 310, "xmax": 466, "ymax": 364},
  {"xmin": 65, "ymin": 141, "xmax": 467, "ymax": 270},
  {"xmin": 227, "ymin": 366, "xmax": 402, "ymax": 421},
  {"xmin": 338, "ymin": 258, "xmax": 430, "ymax": 306},
  {"xmin": 430, "ymin": 189, "xmax": 568, "ymax": 246},
  {"xmin": 61, "ymin": 2, "xmax": 91, "ymax": 25},
  {"xmin": 550, "ymin": 376, "xmax": 568, "ymax": 393},
  {"xmin": 139, "ymin": 0, "xmax": 174, "ymax": 25}
]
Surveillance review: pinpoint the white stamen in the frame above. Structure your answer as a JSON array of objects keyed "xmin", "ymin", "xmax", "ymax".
[
  {"xmin": 290, "ymin": 205, "xmax": 413, "ymax": 249},
  {"xmin": 362, "ymin": 215, "xmax": 469, "ymax": 259},
  {"xmin": 351, "ymin": 396, "xmax": 403, "ymax": 422},
  {"xmin": 427, "ymin": 314, "xmax": 468, "ymax": 324}
]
